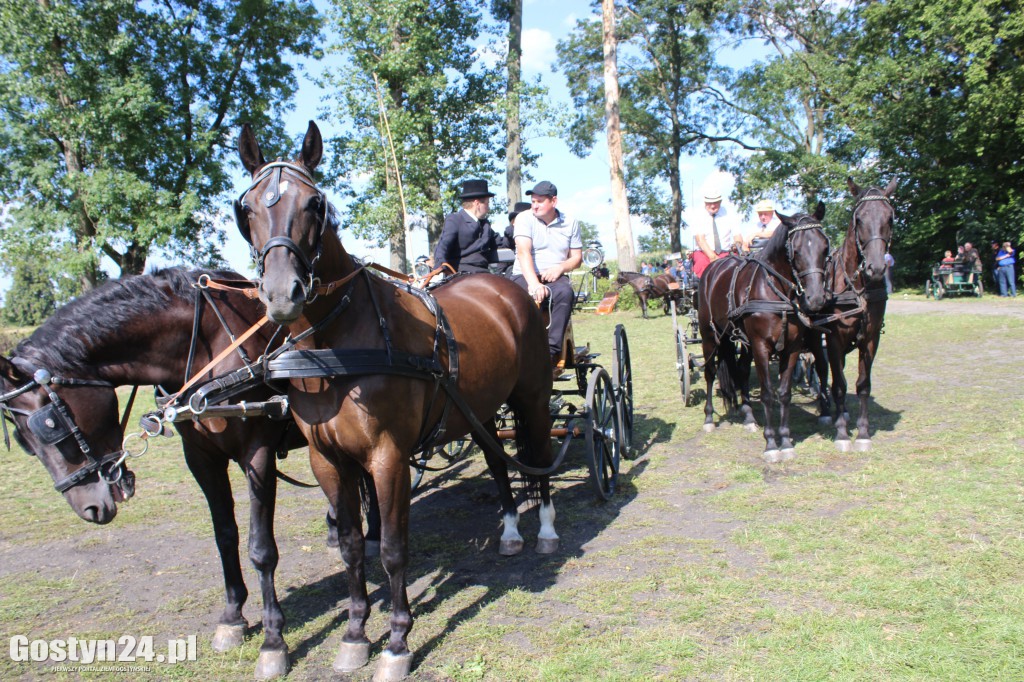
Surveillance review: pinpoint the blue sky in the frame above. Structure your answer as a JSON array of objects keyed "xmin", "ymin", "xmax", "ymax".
[{"xmin": 214, "ymin": 0, "xmax": 752, "ymax": 274}]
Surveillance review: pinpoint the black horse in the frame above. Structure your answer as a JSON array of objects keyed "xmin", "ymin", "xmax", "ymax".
[
  {"xmin": 0, "ymin": 268, "xmax": 320, "ymax": 679},
  {"xmin": 811, "ymin": 178, "xmax": 897, "ymax": 451},
  {"xmin": 698, "ymin": 203, "xmax": 831, "ymax": 462}
]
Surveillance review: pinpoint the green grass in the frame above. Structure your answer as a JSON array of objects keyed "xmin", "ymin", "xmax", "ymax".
[{"xmin": 1, "ymin": 300, "xmax": 1023, "ymax": 680}]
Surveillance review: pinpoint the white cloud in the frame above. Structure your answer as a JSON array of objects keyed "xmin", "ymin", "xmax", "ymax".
[{"xmin": 521, "ymin": 28, "xmax": 557, "ymax": 73}]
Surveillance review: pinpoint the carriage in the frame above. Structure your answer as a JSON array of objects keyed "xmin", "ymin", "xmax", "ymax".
[
  {"xmin": 666, "ymin": 281, "xmax": 702, "ymax": 406},
  {"xmin": 925, "ymin": 262, "xmax": 982, "ymax": 299}
]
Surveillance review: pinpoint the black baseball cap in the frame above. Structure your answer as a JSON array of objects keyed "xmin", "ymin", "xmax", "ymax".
[{"xmin": 526, "ymin": 181, "xmax": 557, "ymax": 197}]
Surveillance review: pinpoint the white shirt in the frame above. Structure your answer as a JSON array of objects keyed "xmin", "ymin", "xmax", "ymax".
[
  {"xmin": 511, "ymin": 209, "xmax": 583, "ymax": 275},
  {"xmin": 690, "ymin": 205, "xmax": 740, "ymax": 251}
]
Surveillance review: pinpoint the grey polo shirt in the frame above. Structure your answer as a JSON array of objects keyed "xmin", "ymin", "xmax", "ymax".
[{"xmin": 511, "ymin": 209, "xmax": 583, "ymax": 276}]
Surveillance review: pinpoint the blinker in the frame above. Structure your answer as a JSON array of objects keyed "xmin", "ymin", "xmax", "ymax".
[{"xmin": 27, "ymin": 403, "xmax": 72, "ymax": 445}]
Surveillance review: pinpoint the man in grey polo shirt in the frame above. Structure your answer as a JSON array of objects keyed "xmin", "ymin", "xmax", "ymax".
[{"xmin": 511, "ymin": 180, "xmax": 583, "ymax": 371}]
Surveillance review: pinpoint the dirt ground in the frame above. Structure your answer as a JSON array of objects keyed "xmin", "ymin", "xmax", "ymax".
[{"xmin": 1, "ymin": 295, "xmax": 1022, "ymax": 681}]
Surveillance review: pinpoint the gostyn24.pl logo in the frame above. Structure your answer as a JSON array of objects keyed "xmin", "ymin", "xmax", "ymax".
[{"xmin": 9, "ymin": 634, "xmax": 197, "ymax": 664}]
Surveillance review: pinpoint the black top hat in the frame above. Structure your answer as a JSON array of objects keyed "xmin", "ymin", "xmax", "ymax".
[
  {"xmin": 508, "ymin": 201, "xmax": 531, "ymax": 222},
  {"xmin": 526, "ymin": 180, "xmax": 557, "ymax": 197},
  {"xmin": 459, "ymin": 179, "xmax": 495, "ymax": 200}
]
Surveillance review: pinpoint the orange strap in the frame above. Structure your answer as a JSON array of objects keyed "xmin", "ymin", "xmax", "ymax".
[
  {"xmin": 165, "ymin": 314, "xmax": 270, "ymax": 409},
  {"xmin": 197, "ymin": 275, "xmax": 261, "ymax": 299}
]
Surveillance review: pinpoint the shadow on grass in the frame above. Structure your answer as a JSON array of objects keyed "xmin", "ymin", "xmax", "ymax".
[{"xmin": 268, "ymin": 437, "xmax": 637, "ymax": 676}]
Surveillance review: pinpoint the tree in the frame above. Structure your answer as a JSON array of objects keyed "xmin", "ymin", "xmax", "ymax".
[
  {"xmin": 559, "ymin": 0, "xmax": 727, "ymax": 253},
  {"xmin": 2, "ymin": 260, "xmax": 59, "ymax": 326},
  {"xmin": 0, "ymin": 1, "xmax": 319, "ymax": 292},
  {"xmin": 493, "ymin": 0, "xmax": 524, "ymax": 205},
  {"xmin": 325, "ymin": 0, "xmax": 506, "ymax": 271},
  {"xmin": 601, "ymin": 0, "xmax": 637, "ymax": 273}
]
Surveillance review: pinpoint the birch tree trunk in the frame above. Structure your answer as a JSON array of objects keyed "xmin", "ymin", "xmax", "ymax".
[{"xmin": 602, "ymin": 0, "xmax": 637, "ymax": 272}]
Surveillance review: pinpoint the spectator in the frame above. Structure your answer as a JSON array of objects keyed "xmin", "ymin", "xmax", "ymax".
[
  {"xmin": 995, "ymin": 241, "xmax": 1017, "ymax": 297},
  {"xmin": 884, "ymin": 252, "xmax": 895, "ymax": 294}
]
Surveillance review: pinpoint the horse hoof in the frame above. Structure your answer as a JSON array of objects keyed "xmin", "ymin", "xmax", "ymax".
[
  {"xmin": 854, "ymin": 439, "xmax": 872, "ymax": 452},
  {"xmin": 535, "ymin": 537, "xmax": 559, "ymax": 554},
  {"xmin": 703, "ymin": 423, "xmax": 716, "ymax": 432},
  {"xmin": 499, "ymin": 538, "xmax": 524, "ymax": 556},
  {"xmin": 762, "ymin": 450, "xmax": 781, "ymax": 463},
  {"xmin": 835, "ymin": 440, "xmax": 852, "ymax": 453},
  {"xmin": 365, "ymin": 540, "xmax": 381, "ymax": 557},
  {"xmin": 743, "ymin": 422, "xmax": 758, "ymax": 433},
  {"xmin": 818, "ymin": 416, "xmax": 833, "ymax": 426},
  {"xmin": 254, "ymin": 649, "xmax": 289, "ymax": 680},
  {"xmin": 333, "ymin": 640, "xmax": 371, "ymax": 672},
  {"xmin": 326, "ymin": 534, "xmax": 339, "ymax": 549},
  {"xmin": 212, "ymin": 622, "xmax": 246, "ymax": 652},
  {"xmin": 373, "ymin": 650, "xmax": 414, "ymax": 682},
  {"xmin": 780, "ymin": 448, "xmax": 796, "ymax": 462}
]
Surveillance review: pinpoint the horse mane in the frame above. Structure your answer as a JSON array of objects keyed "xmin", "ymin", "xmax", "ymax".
[
  {"xmin": 15, "ymin": 267, "xmax": 240, "ymax": 372},
  {"xmin": 753, "ymin": 214, "xmax": 799, "ymax": 264}
]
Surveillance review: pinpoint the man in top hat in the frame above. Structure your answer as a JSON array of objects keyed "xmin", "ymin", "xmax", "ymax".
[
  {"xmin": 691, "ymin": 189, "xmax": 741, "ymax": 278},
  {"xmin": 433, "ymin": 179, "xmax": 499, "ymax": 274},
  {"xmin": 743, "ymin": 199, "xmax": 781, "ymax": 252},
  {"xmin": 510, "ymin": 180, "xmax": 582, "ymax": 373}
]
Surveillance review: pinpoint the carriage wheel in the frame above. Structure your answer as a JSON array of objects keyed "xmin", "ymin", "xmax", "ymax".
[
  {"xmin": 612, "ymin": 324, "xmax": 635, "ymax": 459},
  {"xmin": 925, "ymin": 280, "xmax": 932, "ymax": 298},
  {"xmin": 974, "ymin": 282, "xmax": 982, "ymax": 297},
  {"xmin": 934, "ymin": 284, "xmax": 944, "ymax": 300},
  {"xmin": 584, "ymin": 367, "xmax": 620, "ymax": 501},
  {"xmin": 676, "ymin": 328, "xmax": 692, "ymax": 405},
  {"xmin": 410, "ymin": 439, "xmax": 470, "ymax": 493}
]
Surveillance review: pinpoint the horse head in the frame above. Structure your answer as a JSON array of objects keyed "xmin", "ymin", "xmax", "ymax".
[
  {"xmin": 0, "ymin": 355, "xmax": 128, "ymax": 523},
  {"xmin": 847, "ymin": 177, "xmax": 897, "ymax": 285},
  {"xmin": 237, "ymin": 121, "xmax": 330, "ymax": 325},
  {"xmin": 775, "ymin": 201, "xmax": 830, "ymax": 313}
]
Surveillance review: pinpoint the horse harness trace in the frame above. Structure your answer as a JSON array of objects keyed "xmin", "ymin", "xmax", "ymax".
[
  {"xmin": 0, "ymin": 364, "xmax": 139, "ymax": 496},
  {"xmin": 712, "ymin": 219, "xmax": 831, "ymax": 351}
]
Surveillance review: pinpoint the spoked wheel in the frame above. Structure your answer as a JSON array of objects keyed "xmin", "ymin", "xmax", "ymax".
[
  {"xmin": 925, "ymin": 280, "xmax": 932, "ymax": 298},
  {"xmin": 584, "ymin": 367, "xmax": 620, "ymax": 501},
  {"xmin": 612, "ymin": 324, "xmax": 634, "ymax": 459},
  {"xmin": 934, "ymin": 284, "xmax": 944, "ymax": 300},
  {"xmin": 410, "ymin": 439, "xmax": 470, "ymax": 492},
  {"xmin": 974, "ymin": 283, "xmax": 982, "ymax": 297},
  {"xmin": 676, "ymin": 327, "xmax": 691, "ymax": 405}
]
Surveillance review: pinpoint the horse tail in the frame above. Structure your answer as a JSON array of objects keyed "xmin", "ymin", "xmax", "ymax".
[{"xmin": 716, "ymin": 341, "xmax": 739, "ymax": 412}]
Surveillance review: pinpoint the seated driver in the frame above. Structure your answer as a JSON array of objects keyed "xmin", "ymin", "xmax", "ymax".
[{"xmin": 510, "ymin": 180, "xmax": 583, "ymax": 375}]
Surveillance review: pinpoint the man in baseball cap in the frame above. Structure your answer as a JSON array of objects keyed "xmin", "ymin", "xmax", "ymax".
[{"xmin": 511, "ymin": 180, "xmax": 582, "ymax": 376}]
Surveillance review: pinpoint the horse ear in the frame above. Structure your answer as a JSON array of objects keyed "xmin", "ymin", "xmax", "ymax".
[
  {"xmin": 238, "ymin": 123, "xmax": 265, "ymax": 175},
  {"xmin": 301, "ymin": 121, "xmax": 323, "ymax": 172},
  {"xmin": 0, "ymin": 355, "xmax": 24, "ymax": 385},
  {"xmin": 847, "ymin": 176, "xmax": 861, "ymax": 197},
  {"xmin": 813, "ymin": 200, "xmax": 826, "ymax": 221},
  {"xmin": 883, "ymin": 178, "xmax": 898, "ymax": 197}
]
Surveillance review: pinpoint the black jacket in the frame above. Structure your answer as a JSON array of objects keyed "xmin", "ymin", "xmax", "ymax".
[{"xmin": 433, "ymin": 209, "xmax": 499, "ymax": 273}]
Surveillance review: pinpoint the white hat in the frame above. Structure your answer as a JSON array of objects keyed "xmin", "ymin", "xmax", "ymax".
[
  {"xmin": 755, "ymin": 199, "xmax": 774, "ymax": 212},
  {"xmin": 703, "ymin": 191, "xmax": 722, "ymax": 203}
]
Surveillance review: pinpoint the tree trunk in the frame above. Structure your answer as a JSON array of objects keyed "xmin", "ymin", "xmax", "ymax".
[
  {"xmin": 601, "ymin": 0, "xmax": 637, "ymax": 272},
  {"xmin": 505, "ymin": 0, "xmax": 523, "ymax": 206}
]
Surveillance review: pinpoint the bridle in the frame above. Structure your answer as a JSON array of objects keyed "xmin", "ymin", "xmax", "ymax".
[
  {"xmin": 235, "ymin": 161, "xmax": 328, "ymax": 301},
  {"xmin": 0, "ymin": 363, "xmax": 138, "ymax": 494},
  {"xmin": 850, "ymin": 192, "xmax": 893, "ymax": 273},
  {"xmin": 784, "ymin": 219, "xmax": 831, "ymax": 298}
]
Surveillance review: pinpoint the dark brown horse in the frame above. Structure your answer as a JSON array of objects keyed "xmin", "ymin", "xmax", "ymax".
[
  {"xmin": 235, "ymin": 121, "xmax": 556, "ymax": 680},
  {"xmin": 615, "ymin": 271, "xmax": 678, "ymax": 318},
  {"xmin": 697, "ymin": 203, "xmax": 831, "ymax": 462},
  {"xmin": 0, "ymin": 268, "xmax": 309, "ymax": 679},
  {"xmin": 812, "ymin": 178, "xmax": 897, "ymax": 451}
]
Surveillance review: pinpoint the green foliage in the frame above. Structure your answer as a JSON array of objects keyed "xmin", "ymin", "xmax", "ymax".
[
  {"xmin": 0, "ymin": 0, "xmax": 319, "ymax": 287},
  {"xmin": 558, "ymin": 1, "xmax": 724, "ymax": 251},
  {"xmin": 2, "ymin": 260, "xmax": 58, "ymax": 326}
]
